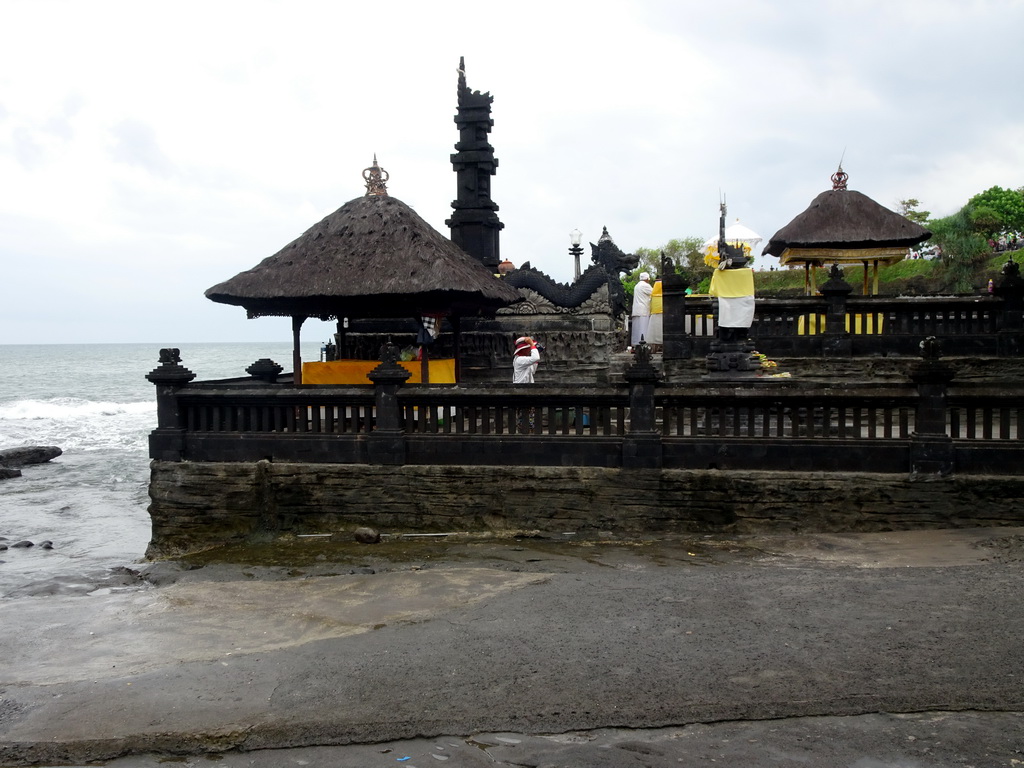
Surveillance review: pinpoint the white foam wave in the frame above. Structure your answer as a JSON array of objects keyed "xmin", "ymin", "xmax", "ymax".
[
  {"xmin": 0, "ymin": 398, "xmax": 154, "ymax": 421},
  {"xmin": 0, "ymin": 398, "xmax": 156, "ymax": 452}
]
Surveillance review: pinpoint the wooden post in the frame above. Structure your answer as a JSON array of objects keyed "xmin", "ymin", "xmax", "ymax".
[
  {"xmin": 291, "ymin": 315, "xmax": 306, "ymax": 385},
  {"xmin": 420, "ymin": 345, "xmax": 430, "ymax": 384},
  {"xmin": 452, "ymin": 315, "xmax": 462, "ymax": 383}
]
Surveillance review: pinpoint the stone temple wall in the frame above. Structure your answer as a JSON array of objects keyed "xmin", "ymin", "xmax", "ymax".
[
  {"xmin": 343, "ymin": 287, "xmax": 626, "ymax": 385},
  {"xmin": 147, "ymin": 461, "xmax": 1024, "ymax": 558}
]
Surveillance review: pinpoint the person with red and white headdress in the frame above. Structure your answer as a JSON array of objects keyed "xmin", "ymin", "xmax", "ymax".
[{"xmin": 512, "ymin": 336, "xmax": 540, "ymax": 384}]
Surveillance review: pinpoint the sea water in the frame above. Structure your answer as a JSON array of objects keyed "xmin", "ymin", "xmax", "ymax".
[{"xmin": 0, "ymin": 342, "xmax": 322, "ymax": 596}]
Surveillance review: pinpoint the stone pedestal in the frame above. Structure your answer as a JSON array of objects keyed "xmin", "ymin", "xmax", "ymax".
[{"xmin": 704, "ymin": 336, "xmax": 759, "ymax": 380}]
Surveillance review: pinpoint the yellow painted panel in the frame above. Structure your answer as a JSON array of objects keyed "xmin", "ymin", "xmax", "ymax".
[
  {"xmin": 796, "ymin": 313, "xmax": 885, "ymax": 336},
  {"xmin": 797, "ymin": 315, "xmax": 824, "ymax": 335},
  {"xmin": 301, "ymin": 359, "xmax": 457, "ymax": 385},
  {"xmin": 846, "ymin": 313, "xmax": 884, "ymax": 334}
]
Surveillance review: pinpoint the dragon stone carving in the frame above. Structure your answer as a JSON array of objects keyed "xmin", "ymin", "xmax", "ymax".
[{"xmin": 501, "ymin": 229, "xmax": 639, "ymax": 318}]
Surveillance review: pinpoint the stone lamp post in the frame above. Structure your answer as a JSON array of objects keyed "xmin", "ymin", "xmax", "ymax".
[{"xmin": 569, "ymin": 229, "xmax": 584, "ymax": 281}]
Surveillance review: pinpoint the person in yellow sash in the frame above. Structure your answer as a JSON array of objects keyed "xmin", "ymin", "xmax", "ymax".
[{"xmin": 646, "ymin": 278, "xmax": 663, "ymax": 351}]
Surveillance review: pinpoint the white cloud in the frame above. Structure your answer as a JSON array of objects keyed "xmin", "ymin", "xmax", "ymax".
[{"xmin": 1, "ymin": 0, "xmax": 1022, "ymax": 343}]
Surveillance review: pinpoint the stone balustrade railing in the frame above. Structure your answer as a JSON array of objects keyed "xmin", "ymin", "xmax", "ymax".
[{"xmin": 147, "ymin": 347, "xmax": 1024, "ymax": 477}]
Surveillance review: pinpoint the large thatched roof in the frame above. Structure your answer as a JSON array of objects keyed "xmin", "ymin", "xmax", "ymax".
[
  {"xmin": 764, "ymin": 188, "xmax": 931, "ymax": 258},
  {"xmin": 206, "ymin": 193, "xmax": 521, "ymax": 319}
]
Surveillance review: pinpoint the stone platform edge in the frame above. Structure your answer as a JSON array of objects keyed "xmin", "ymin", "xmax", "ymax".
[{"xmin": 146, "ymin": 462, "xmax": 1024, "ymax": 558}]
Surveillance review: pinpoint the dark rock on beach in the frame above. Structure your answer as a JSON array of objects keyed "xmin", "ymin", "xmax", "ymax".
[
  {"xmin": 353, "ymin": 526, "xmax": 381, "ymax": 544},
  {"xmin": 0, "ymin": 445, "xmax": 62, "ymax": 467},
  {"xmin": 0, "ymin": 446, "xmax": 62, "ymax": 480}
]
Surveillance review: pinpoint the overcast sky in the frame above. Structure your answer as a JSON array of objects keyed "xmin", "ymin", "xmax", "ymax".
[{"xmin": 2, "ymin": 0, "xmax": 1022, "ymax": 345}]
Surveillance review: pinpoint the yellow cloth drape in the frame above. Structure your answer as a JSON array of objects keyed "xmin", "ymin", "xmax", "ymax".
[
  {"xmin": 708, "ymin": 268, "xmax": 754, "ymax": 298},
  {"xmin": 301, "ymin": 359, "xmax": 457, "ymax": 384},
  {"xmin": 650, "ymin": 281, "xmax": 663, "ymax": 314}
]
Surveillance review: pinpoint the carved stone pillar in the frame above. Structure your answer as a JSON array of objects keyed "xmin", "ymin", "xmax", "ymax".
[
  {"xmin": 367, "ymin": 341, "xmax": 412, "ymax": 465},
  {"xmin": 661, "ymin": 252, "xmax": 692, "ymax": 360},
  {"xmin": 622, "ymin": 341, "xmax": 662, "ymax": 469},
  {"xmin": 446, "ymin": 58, "xmax": 503, "ymax": 270},
  {"xmin": 146, "ymin": 348, "xmax": 196, "ymax": 461},
  {"xmin": 909, "ymin": 337, "xmax": 955, "ymax": 477},
  {"xmin": 994, "ymin": 257, "xmax": 1024, "ymax": 356},
  {"xmin": 820, "ymin": 263, "xmax": 853, "ymax": 357}
]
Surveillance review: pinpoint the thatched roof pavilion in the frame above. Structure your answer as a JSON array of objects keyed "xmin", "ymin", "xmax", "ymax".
[
  {"xmin": 206, "ymin": 160, "xmax": 522, "ymax": 382},
  {"xmin": 763, "ymin": 168, "xmax": 931, "ymax": 294}
]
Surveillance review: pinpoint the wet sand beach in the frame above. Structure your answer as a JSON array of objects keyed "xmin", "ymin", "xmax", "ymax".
[{"xmin": 1, "ymin": 527, "xmax": 1023, "ymax": 767}]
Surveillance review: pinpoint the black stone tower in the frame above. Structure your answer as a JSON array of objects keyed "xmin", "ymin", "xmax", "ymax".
[{"xmin": 446, "ymin": 57, "xmax": 503, "ymax": 270}]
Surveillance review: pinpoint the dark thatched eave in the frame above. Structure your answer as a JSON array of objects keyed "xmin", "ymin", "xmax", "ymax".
[
  {"xmin": 205, "ymin": 194, "xmax": 521, "ymax": 319},
  {"xmin": 763, "ymin": 189, "xmax": 932, "ymax": 257}
]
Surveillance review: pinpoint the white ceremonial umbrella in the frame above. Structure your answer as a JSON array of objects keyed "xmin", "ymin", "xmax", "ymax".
[{"xmin": 703, "ymin": 219, "xmax": 764, "ymax": 251}]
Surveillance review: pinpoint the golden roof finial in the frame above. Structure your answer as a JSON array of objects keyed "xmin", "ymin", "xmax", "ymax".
[{"xmin": 363, "ymin": 155, "xmax": 389, "ymax": 196}]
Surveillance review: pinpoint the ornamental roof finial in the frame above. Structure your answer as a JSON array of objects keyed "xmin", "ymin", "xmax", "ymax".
[
  {"xmin": 831, "ymin": 163, "xmax": 849, "ymax": 191},
  {"xmin": 363, "ymin": 155, "xmax": 389, "ymax": 196}
]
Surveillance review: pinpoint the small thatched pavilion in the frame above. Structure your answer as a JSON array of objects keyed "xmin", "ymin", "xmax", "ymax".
[
  {"xmin": 764, "ymin": 167, "xmax": 931, "ymax": 295},
  {"xmin": 206, "ymin": 159, "xmax": 522, "ymax": 383}
]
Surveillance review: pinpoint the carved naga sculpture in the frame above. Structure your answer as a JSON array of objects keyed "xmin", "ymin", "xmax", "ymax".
[{"xmin": 502, "ymin": 227, "xmax": 640, "ymax": 317}]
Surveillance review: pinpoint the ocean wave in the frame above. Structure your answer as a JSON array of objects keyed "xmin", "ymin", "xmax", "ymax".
[
  {"xmin": 0, "ymin": 398, "xmax": 154, "ymax": 421},
  {"xmin": 0, "ymin": 398, "xmax": 155, "ymax": 452}
]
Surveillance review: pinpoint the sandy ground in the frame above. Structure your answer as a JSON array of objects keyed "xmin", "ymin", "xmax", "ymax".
[{"xmin": 1, "ymin": 527, "xmax": 1023, "ymax": 767}]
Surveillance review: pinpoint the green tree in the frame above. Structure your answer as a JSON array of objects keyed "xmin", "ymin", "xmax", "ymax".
[
  {"xmin": 897, "ymin": 198, "xmax": 931, "ymax": 225},
  {"xmin": 929, "ymin": 207, "xmax": 990, "ymax": 292},
  {"xmin": 966, "ymin": 186, "xmax": 1024, "ymax": 237},
  {"xmin": 626, "ymin": 236, "xmax": 706, "ymax": 297},
  {"xmin": 967, "ymin": 205, "xmax": 1002, "ymax": 237}
]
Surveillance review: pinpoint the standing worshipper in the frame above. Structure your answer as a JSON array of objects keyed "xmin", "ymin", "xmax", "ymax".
[
  {"xmin": 512, "ymin": 336, "xmax": 540, "ymax": 384},
  {"xmin": 512, "ymin": 336, "xmax": 540, "ymax": 433},
  {"xmin": 630, "ymin": 272, "xmax": 654, "ymax": 346}
]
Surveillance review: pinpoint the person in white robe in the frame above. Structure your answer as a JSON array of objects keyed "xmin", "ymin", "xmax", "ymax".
[{"xmin": 630, "ymin": 272, "xmax": 654, "ymax": 346}]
